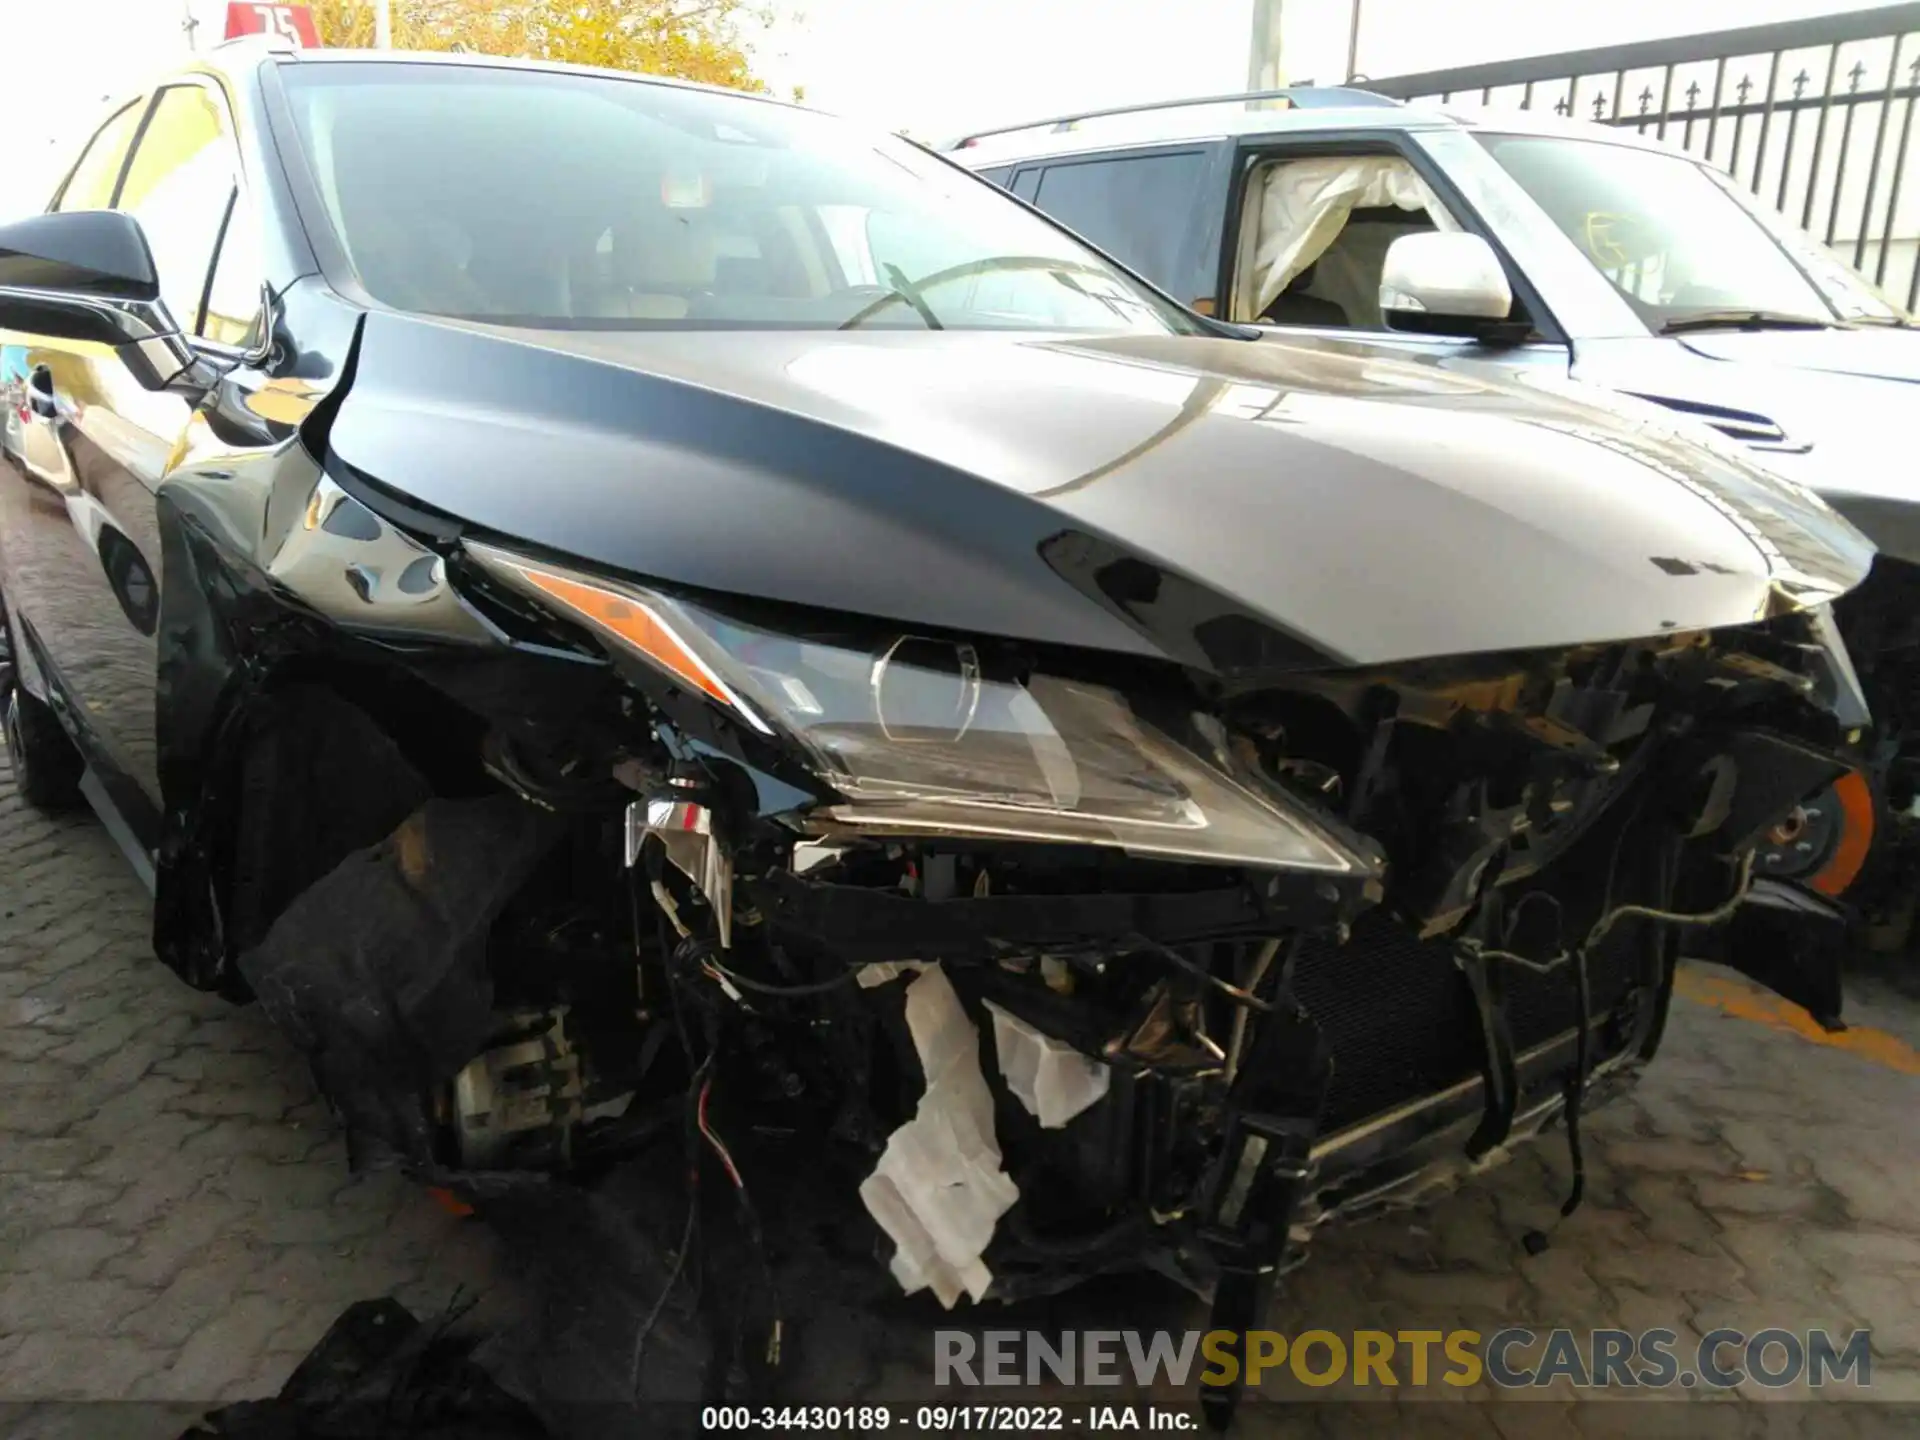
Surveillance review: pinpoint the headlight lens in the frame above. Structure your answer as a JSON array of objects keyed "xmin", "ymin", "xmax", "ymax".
[
  {"xmin": 467, "ymin": 540, "xmax": 775, "ymax": 734},
  {"xmin": 467, "ymin": 544, "xmax": 1369, "ymax": 874}
]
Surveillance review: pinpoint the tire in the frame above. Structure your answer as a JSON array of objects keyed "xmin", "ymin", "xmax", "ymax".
[{"xmin": 1, "ymin": 609, "xmax": 84, "ymax": 812}]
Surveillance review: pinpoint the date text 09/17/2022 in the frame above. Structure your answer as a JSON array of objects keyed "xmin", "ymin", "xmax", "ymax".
[{"xmin": 699, "ymin": 1405, "xmax": 1198, "ymax": 1432}]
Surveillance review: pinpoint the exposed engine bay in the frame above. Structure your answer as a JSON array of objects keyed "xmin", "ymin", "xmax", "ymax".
[
  {"xmin": 96, "ymin": 296, "xmax": 1876, "ymax": 1419},
  {"xmin": 145, "ymin": 477, "xmax": 1860, "ymax": 1404},
  {"xmin": 0, "ymin": 51, "xmax": 1896, "ymax": 1424}
]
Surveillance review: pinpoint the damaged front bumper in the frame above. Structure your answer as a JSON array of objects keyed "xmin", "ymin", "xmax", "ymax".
[{"xmin": 146, "ymin": 464, "xmax": 1868, "ymax": 1415}]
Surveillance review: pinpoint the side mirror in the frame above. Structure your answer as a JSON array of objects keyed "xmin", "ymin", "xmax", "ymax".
[
  {"xmin": 0, "ymin": 210, "xmax": 200, "ymax": 390},
  {"xmin": 1380, "ymin": 232, "xmax": 1522, "ymax": 344}
]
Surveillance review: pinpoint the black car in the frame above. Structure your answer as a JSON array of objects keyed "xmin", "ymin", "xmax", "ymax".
[{"xmin": 0, "ymin": 42, "xmax": 1880, "ymax": 1404}]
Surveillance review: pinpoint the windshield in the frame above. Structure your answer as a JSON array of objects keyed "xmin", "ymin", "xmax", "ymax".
[
  {"xmin": 278, "ymin": 62, "xmax": 1199, "ymax": 334},
  {"xmin": 1477, "ymin": 133, "xmax": 1908, "ymax": 329}
]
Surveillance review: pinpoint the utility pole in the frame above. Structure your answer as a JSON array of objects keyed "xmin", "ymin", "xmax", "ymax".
[
  {"xmin": 1247, "ymin": 0, "xmax": 1284, "ymax": 92},
  {"xmin": 375, "ymin": 0, "xmax": 393, "ymax": 48},
  {"xmin": 183, "ymin": 0, "xmax": 200, "ymax": 50},
  {"xmin": 1346, "ymin": 0, "xmax": 1364, "ymax": 80}
]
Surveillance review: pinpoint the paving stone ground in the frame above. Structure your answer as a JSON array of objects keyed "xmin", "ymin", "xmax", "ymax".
[{"xmin": 3, "ymin": 736, "xmax": 1918, "ymax": 1437}]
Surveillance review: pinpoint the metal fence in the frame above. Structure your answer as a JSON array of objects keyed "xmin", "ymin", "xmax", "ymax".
[{"xmin": 1360, "ymin": 4, "xmax": 1920, "ymax": 312}]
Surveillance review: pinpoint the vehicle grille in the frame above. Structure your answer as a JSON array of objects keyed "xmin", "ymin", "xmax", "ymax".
[{"xmin": 1290, "ymin": 910, "xmax": 1643, "ymax": 1135}]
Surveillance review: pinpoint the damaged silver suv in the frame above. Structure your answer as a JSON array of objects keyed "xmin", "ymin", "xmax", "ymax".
[{"xmin": 0, "ymin": 44, "xmax": 1880, "ymax": 1411}]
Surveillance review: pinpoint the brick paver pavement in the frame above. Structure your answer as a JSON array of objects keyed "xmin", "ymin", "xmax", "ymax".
[
  {"xmin": 0, "ymin": 745, "xmax": 515, "ymax": 1434},
  {"xmin": 3, "ymin": 736, "xmax": 1918, "ymax": 1435}
]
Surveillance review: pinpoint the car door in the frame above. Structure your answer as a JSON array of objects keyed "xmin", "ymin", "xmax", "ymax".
[
  {"xmin": 0, "ymin": 98, "xmax": 148, "ymax": 734},
  {"xmin": 0, "ymin": 79, "xmax": 261, "ymax": 843},
  {"xmin": 1224, "ymin": 136, "xmax": 1571, "ymax": 377},
  {"xmin": 4, "ymin": 102, "xmax": 148, "ymax": 499}
]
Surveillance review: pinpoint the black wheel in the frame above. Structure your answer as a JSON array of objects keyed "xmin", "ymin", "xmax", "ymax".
[{"xmin": 1, "ymin": 607, "xmax": 84, "ymax": 812}]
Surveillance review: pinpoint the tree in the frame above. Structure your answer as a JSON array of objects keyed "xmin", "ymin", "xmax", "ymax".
[{"xmin": 306, "ymin": 0, "xmax": 772, "ymax": 92}]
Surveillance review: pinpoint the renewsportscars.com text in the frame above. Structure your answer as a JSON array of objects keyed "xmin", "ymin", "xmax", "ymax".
[{"xmin": 935, "ymin": 1327, "xmax": 1873, "ymax": 1390}]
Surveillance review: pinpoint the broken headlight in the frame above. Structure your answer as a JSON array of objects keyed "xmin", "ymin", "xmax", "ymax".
[{"xmin": 466, "ymin": 543, "xmax": 1368, "ymax": 874}]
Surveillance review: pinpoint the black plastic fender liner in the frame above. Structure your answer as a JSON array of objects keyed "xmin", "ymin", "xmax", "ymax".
[
  {"xmin": 1719, "ymin": 878, "xmax": 1849, "ymax": 1028},
  {"xmin": 1680, "ymin": 728, "xmax": 1851, "ymax": 1023},
  {"xmin": 1709, "ymin": 729, "xmax": 1852, "ymax": 856},
  {"xmin": 237, "ymin": 793, "xmax": 568, "ymax": 1168},
  {"xmin": 221, "ymin": 686, "xmax": 436, "ymax": 959},
  {"xmin": 186, "ymin": 1297, "xmax": 553, "ymax": 1437}
]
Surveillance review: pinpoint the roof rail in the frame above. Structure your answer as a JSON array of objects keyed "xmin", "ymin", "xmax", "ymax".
[{"xmin": 943, "ymin": 85, "xmax": 1399, "ymax": 149}]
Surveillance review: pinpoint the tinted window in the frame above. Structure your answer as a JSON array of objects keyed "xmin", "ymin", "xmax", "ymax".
[
  {"xmin": 977, "ymin": 166, "xmax": 1013, "ymax": 188},
  {"xmin": 54, "ymin": 102, "xmax": 145, "ymax": 212},
  {"xmin": 115, "ymin": 86, "xmax": 239, "ymax": 330},
  {"xmin": 1031, "ymin": 153, "xmax": 1206, "ymax": 292},
  {"xmin": 279, "ymin": 63, "xmax": 1200, "ymax": 335}
]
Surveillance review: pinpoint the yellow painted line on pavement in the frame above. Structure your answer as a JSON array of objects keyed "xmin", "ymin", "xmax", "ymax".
[{"xmin": 1674, "ymin": 969, "xmax": 1920, "ymax": 1076}]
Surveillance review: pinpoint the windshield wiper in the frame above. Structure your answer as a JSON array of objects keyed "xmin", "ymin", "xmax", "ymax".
[
  {"xmin": 839, "ymin": 263, "xmax": 944, "ymax": 331},
  {"xmin": 1659, "ymin": 309, "xmax": 1837, "ymax": 335}
]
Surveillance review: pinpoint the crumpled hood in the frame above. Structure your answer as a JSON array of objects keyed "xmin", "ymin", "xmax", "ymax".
[
  {"xmin": 320, "ymin": 312, "xmax": 1872, "ymax": 674},
  {"xmin": 1678, "ymin": 327, "xmax": 1920, "ymax": 384}
]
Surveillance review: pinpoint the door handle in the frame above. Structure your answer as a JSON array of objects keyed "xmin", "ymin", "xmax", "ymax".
[{"xmin": 27, "ymin": 366, "xmax": 56, "ymax": 419}]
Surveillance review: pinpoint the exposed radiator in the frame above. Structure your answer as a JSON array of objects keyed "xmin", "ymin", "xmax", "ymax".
[{"xmin": 1291, "ymin": 910, "xmax": 1643, "ymax": 1134}]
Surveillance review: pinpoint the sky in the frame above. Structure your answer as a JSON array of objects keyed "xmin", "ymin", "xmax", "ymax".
[{"xmin": 3, "ymin": 0, "xmax": 1906, "ymax": 214}]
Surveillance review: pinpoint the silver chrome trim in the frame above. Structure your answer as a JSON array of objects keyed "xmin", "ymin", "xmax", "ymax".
[
  {"xmin": 79, "ymin": 768, "xmax": 157, "ymax": 895},
  {"xmin": 1309, "ymin": 1024, "xmax": 1631, "ymax": 1161}
]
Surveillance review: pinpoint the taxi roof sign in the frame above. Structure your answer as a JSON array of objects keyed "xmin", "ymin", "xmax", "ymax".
[{"xmin": 224, "ymin": 2, "xmax": 321, "ymax": 47}]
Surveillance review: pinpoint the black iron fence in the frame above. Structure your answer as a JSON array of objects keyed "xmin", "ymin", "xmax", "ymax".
[{"xmin": 1361, "ymin": 4, "xmax": 1920, "ymax": 311}]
